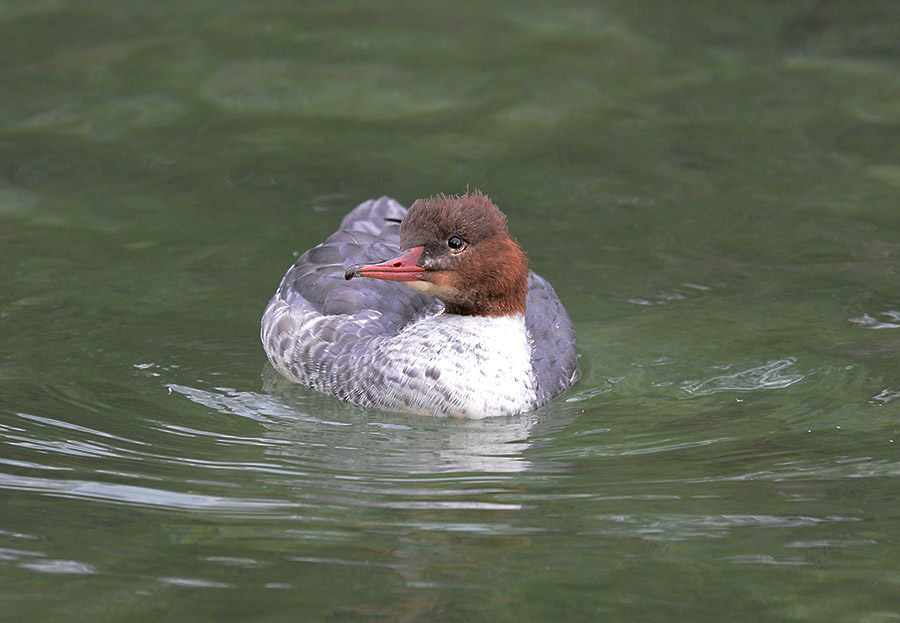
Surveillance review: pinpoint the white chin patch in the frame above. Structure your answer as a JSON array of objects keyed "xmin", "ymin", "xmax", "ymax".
[{"xmin": 401, "ymin": 280, "xmax": 456, "ymax": 299}]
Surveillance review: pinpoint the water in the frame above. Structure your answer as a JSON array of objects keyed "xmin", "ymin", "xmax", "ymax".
[{"xmin": 2, "ymin": 1, "xmax": 900, "ymax": 621}]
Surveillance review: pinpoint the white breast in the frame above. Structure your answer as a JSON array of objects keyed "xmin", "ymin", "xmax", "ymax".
[{"xmin": 369, "ymin": 313, "xmax": 539, "ymax": 418}]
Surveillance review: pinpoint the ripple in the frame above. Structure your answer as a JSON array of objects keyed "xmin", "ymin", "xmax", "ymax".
[
  {"xmin": 0, "ymin": 540, "xmax": 97, "ymax": 575},
  {"xmin": 785, "ymin": 539, "xmax": 877, "ymax": 549},
  {"xmin": 587, "ymin": 513, "xmax": 859, "ymax": 541},
  {"xmin": 0, "ymin": 457, "xmax": 70, "ymax": 471},
  {"xmin": 871, "ymin": 387, "xmax": 900, "ymax": 405},
  {"xmin": 6, "ymin": 436, "xmax": 135, "ymax": 460},
  {"xmin": 16, "ymin": 412, "xmax": 150, "ymax": 445},
  {"xmin": 0, "ymin": 472, "xmax": 295, "ymax": 514},
  {"xmin": 627, "ymin": 282, "xmax": 715, "ymax": 306},
  {"xmin": 849, "ymin": 311, "xmax": 900, "ymax": 329},
  {"xmin": 619, "ymin": 437, "xmax": 731, "ymax": 456},
  {"xmin": 287, "ymin": 555, "xmax": 406, "ymax": 571},
  {"xmin": 0, "ymin": 529, "xmax": 39, "ymax": 541},
  {"xmin": 204, "ymin": 556, "xmax": 267, "ymax": 568},
  {"xmin": 0, "ymin": 546, "xmax": 43, "ymax": 561},
  {"xmin": 165, "ymin": 383, "xmax": 308, "ymax": 423},
  {"xmin": 682, "ymin": 358, "xmax": 806, "ymax": 395},
  {"xmin": 685, "ymin": 458, "xmax": 900, "ymax": 482},
  {"xmin": 725, "ymin": 554, "xmax": 809, "ymax": 566},
  {"xmin": 19, "ymin": 559, "xmax": 97, "ymax": 575},
  {"xmin": 159, "ymin": 577, "xmax": 232, "ymax": 589},
  {"xmin": 565, "ymin": 377, "xmax": 623, "ymax": 402}
]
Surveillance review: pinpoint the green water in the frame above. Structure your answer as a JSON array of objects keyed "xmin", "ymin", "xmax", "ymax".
[{"xmin": 2, "ymin": 1, "xmax": 900, "ymax": 621}]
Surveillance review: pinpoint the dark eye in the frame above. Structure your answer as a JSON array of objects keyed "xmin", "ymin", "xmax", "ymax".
[{"xmin": 447, "ymin": 236, "xmax": 465, "ymax": 250}]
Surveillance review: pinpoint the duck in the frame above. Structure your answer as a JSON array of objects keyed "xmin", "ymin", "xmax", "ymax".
[{"xmin": 261, "ymin": 190, "xmax": 579, "ymax": 418}]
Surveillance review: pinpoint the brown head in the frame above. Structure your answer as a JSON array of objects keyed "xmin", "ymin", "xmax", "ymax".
[{"xmin": 347, "ymin": 190, "xmax": 529, "ymax": 316}]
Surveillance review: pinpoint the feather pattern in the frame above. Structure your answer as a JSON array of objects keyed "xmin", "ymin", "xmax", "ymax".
[{"xmin": 261, "ymin": 196, "xmax": 579, "ymax": 418}]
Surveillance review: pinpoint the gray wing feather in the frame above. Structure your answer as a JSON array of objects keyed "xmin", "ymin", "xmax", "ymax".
[
  {"xmin": 277, "ymin": 197, "xmax": 441, "ymax": 331},
  {"xmin": 526, "ymin": 272, "xmax": 580, "ymax": 402}
]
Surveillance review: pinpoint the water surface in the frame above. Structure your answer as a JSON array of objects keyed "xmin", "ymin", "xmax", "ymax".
[{"xmin": 2, "ymin": 1, "xmax": 899, "ymax": 621}]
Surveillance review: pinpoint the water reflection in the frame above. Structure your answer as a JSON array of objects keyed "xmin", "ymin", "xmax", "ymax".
[
  {"xmin": 162, "ymin": 373, "xmax": 576, "ymax": 614},
  {"xmin": 167, "ymin": 368, "xmax": 570, "ymax": 476}
]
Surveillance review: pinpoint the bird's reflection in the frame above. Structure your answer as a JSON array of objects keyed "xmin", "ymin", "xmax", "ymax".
[
  {"xmin": 167, "ymin": 369, "xmax": 580, "ymax": 621},
  {"xmin": 170, "ymin": 367, "xmax": 579, "ymax": 475}
]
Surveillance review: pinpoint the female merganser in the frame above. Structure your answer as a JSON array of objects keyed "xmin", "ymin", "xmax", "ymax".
[{"xmin": 261, "ymin": 191, "xmax": 579, "ymax": 418}]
